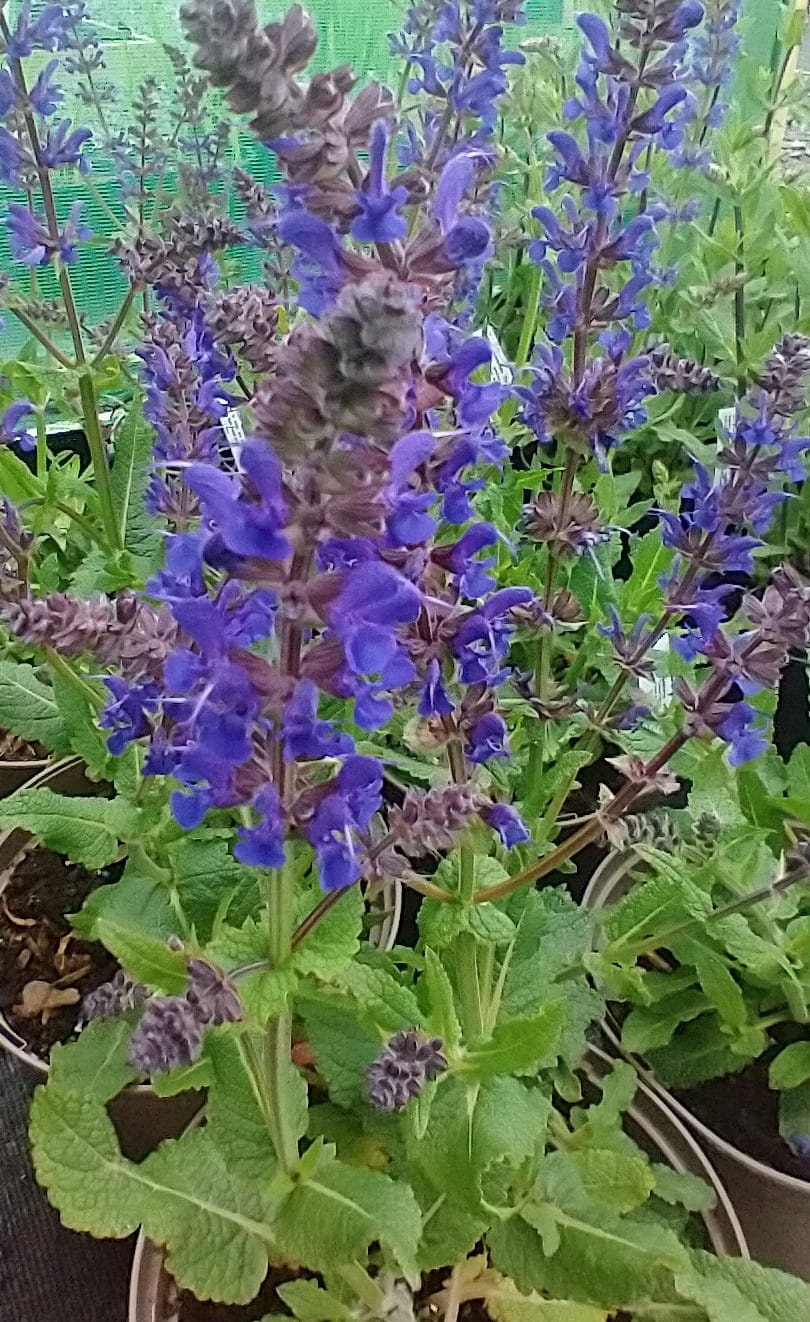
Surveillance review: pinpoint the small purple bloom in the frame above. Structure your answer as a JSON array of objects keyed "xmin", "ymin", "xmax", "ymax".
[
  {"xmin": 0, "ymin": 400, "xmax": 35, "ymax": 452},
  {"xmin": 466, "ymin": 711, "xmax": 508, "ymax": 763},
  {"xmin": 350, "ymin": 121, "xmax": 408, "ymax": 245},
  {"xmin": 483, "ymin": 802, "xmax": 530, "ymax": 848},
  {"xmin": 283, "ymin": 680, "xmax": 354, "ymax": 762},
  {"xmin": 235, "ymin": 786, "xmax": 286, "ymax": 868}
]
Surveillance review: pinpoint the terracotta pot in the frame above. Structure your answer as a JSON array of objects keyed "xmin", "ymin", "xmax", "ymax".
[
  {"xmin": 0, "ymin": 757, "xmax": 202, "ymax": 1160},
  {"xmin": 583, "ymin": 849, "xmax": 810, "ymax": 1279},
  {"xmin": 0, "ymin": 756, "xmax": 51, "ymax": 799},
  {"xmin": 127, "ymin": 1042, "xmax": 747, "ymax": 1322}
]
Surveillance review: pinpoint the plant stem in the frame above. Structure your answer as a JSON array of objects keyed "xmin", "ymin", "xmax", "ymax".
[
  {"xmin": 474, "ymin": 731, "xmax": 688, "ymax": 906},
  {"xmin": 35, "ymin": 413, "xmax": 47, "ymax": 481},
  {"xmin": 44, "ymin": 647, "xmax": 103, "ymax": 710},
  {"xmin": 8, "ymin": 306, "xmax": 76, "ymax": 369},
  {"xmin": 92, "ymin": 288, "xmax": 137, "ymax": 365},
  {"xmin": 447, "ymin": 738, "xmax": 485, "ymax": 1039},
  {"xmin": 263, "ymin": 860, "xmax": 299, "ymax": 1172}
]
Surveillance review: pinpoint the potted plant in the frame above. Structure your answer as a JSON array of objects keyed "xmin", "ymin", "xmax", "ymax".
[
  {"xmin": 12, "ymin": 0, "xmax": 810, "ymax": 1315},
  {"xmin": 583, "ymin": 735, "xmax": 810, "ymax": 1277}
]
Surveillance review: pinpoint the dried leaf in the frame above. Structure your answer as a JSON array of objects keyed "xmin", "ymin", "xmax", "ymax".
[{"xmin": 14, "ymin": 980, "xmax": 80, "ymax": 1023}]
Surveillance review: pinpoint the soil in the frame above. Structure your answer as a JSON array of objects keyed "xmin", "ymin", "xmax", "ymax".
[
  {"xmin": 676, "ymin": 1058, "xmax": 810, "ymax": 1183},
  {"xmin": 170, "ymin": 1267, "xmax": 496, "ymax": 1322},
  {"xmin": 0, "ymin": 845, "xmax": 120, "ymax": 1059},
  {"xmin": 0, "ymin": 728, "xmax": 47, "ymax": 761}
]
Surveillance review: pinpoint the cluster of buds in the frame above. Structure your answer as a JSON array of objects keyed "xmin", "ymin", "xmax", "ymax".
[
  {"xmin": 365, "ymin": 1030, "xmax": 448, "ymax": 1112},
  {"xmin": 0, "ymin": 591, "xmax": 177, "ymax": 682},
  {"xmin": 128, "ymin": 959, "xmax": 242, "ymax": 1077}
]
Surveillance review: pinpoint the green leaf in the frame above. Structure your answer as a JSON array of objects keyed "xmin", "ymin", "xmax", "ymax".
[
  {"xmin": 299, "ymin": 994, "xmax": 380, "ymax": 1109},
  {"xmin": 651, "ymin": 1164, "xmax": 714, "ymax": 1213},
  {"xmin": 464, "ymin": 1006, "xmax": 564, "ymax": 1079},
  {"xmin": 205, "ymin": 1032, "xmax": 287, "ymax": 1181},
  {"xmin": 273, "ymin": 1158, "xmax": 421, "ymax": 1277},
  {"xmin": 239, "ymin": 966, "xmax": 300, "ymax": 1021},
  {"xmin": 411, "ymin": 1171, "xmax": 487, "ymax": 1271},
  {"xmin": 110, "ymin": 394, "xmax": 160, "ymax": 560},
  {"xmin": 619, "ymin": 531, "xmax": 673, "ymax": 617},
  {"xmin": 71, "ymin": 856, "xmax": 177, "ymax": 943},
  {"xmin": 549, "ymin": 1147, "xmax": 655, "ymax": 1216},
  {"xmin": 0, "ymin": 661, "xmax": 65, "ymax": 752},
  {"xmin": 141, "ymin": 1128, "xmax": 276, "ymax": 1303},
  {"xmin": 423, "ymin": 947, "xmax": 462, "ymax": 1047},
  {"xmin": 468, "ymin": 902, "xmax": 517, "ymax": 945},
  {"xmin": 48, "ymin": 1019, "xmax": 137, "ymax": 1102},
  {"xmin": 648, "ymin": 1016, "xmax": 754, "ymax": 1090},
  {"xmin": 49, "ymin": 670, "xmax": 114, "ymax": 781},
  {"xmin": 686, "ymin": 1247, "xmax": 810, "ymax": 1322},
  {"xmin": 339, "ymin": 963, "xmax": 423, "ymax": 1034},
  {"xmin": 778, "ymin": 1079, "xmax": 810, "ymax": 1145},
  {"xmin": 489, "ymin": 1209, "xmax": 685, "ymax": 1310},
  {"xmin": 0, "ymin": 788, "xmax": 123, "ymax": 869},
  {"xmin": 96, "ymin": 918, "xmax": 188, "ymax": 994},
  {"xmin": 487, "ymin": 1283, "xmax": 608, "ymax": 1322},
  {"xmin": 502, "ymin": 890, "xmax": 593, "ymax": 1019},
  {"xmin": 412, "ymin": 1076, "xmax": 551, "ymax": 1202},
  {"xmin": 418, "ymin": 897, "xmax": 469, "ymax": 949},
  {"xmin": 769, "ymin": 1042, "xmax": 810, "ymax": 1091},
  {"xmin": 149, "ymin": 1057, "xmax": 212, "ymax": 1099},
  {"xmin": 294, "ymin": 883, "xmax": 364, "ymax": 978},
  {"xmin": 276, "ymin": 1280, "xmax": 354, "ymax": 1322},
  {"xmin": 673, "ymin": 1261, "xmax": 767, "ymax": 1322},
  {"xmin": 30, "ymin": 1084, "xmax": 146, "ymax": 1239},
  {"xmin": 621, "ymin": 990, "xmax": 709, "ymax": 1054},
  {"xmin": 675, "ymin": 937, "xmax": 747, "ymax": 1031},
  {"xmin": 169, "ymin": 834, "xmax": 258, "ymax": 941}
]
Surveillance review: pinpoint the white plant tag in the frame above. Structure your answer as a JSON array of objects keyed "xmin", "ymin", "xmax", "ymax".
[
  {"xmin": 638, "ymin": 635, "xmax": 674, "ymax": 710},
  {"xmin": 221, "ymin": 409, "xmax": 246, "ymax": 465},
  {"xmin": 717, "ymin": 403, "xmax": 738, "ymax": 441},
  {"xmin": 486, "ymin": 325, "xmax": 513, "ymax": 385}
]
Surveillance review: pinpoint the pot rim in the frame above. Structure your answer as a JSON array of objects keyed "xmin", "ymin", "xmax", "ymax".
[
  {"xmin": 583, "ymin": 847, "xmax": 810, "ymax": 1197},
  {"xmin": 128, "ymin": 1044, "xmax": 747, "ymax": 1322}
]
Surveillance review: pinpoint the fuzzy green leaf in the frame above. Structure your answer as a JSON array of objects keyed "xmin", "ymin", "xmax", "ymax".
[
  {"xmin": 0, "ymin": 788, "xmax": 124, "ymax": 868},
  {"xmin": 621, "ymin": 990, "xmax": 708, "ymax": 1055},
  {"xmin": 96, "ymin": 918, "xmax": 188, "ymax": 994},
  {"xmin": 272, "ymin": 1158, "xmax": 421, "ymax": 1278},
  {"xmin": 30, "ymin": 1084, "xmax": 146, "ymax": 1239},
  {"xmin": 423, "ymin": 947, "xmax": 462, "ymax": 1047},
  {"xmin": 0, "ymin": 660, "xmax": 66, "ymax": 751},
  {"xmin": 769, "ymin": 1041, "xmax": 810, "ymax": 1091},
  {"xmin": 651, "ymin": 1165, "xmax": 714, "ymax": 1213},
  {"xmin": 648, "ymin": 1016, "xmax": 755, "ymax": 1090},
  {"xmin": 169, "ymin": 834, "xmax": 257, "ymax": 941},
  {"xmin": 111, "ymin": 395, "xmax": 160, "ymax": 560},
  {"xmin": 413, "ymin": 1076, "xmax": 551, "ymax": 1202},
  {"xmin": 339, "ymin": 963, "xmax": 423, "ymax": 1034},
  {"xmin": 464, "ymin": 1006, "xmax": 564, "ymax": 1079},
  {"xmin": 204, "ymin": 1033, "xmax": 283, "ymax": 1181},
  {"xmin": 71, "ymin": 856, "xmax": 176, "ymax": 943},
  {"xmin": 487, "ymin": 1285, "xmax": 608, "ymax": 1322},
  {"xmin": 299, "ymin": 994, "xmax": 380, "ymax": 1109},
  {"xmin": 48, "ymin": 1018, "xmax": 137, "ymax": 1102},
  {"xmin": 275, "ymin": 1280, "xmax": 354, "ymax": 1322},
  {"xmin": 686, "ymin": 1247, "xmax": 810, "ymax": 1321},
  {"xmin": 140, "ymin": 1128, "xmax": 277, "ymax": 1303}
]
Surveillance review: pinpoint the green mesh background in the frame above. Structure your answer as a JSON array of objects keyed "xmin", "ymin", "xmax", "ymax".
[
  {"xmin": 0, "ymin": 0, "xmax": 788, "ymax": 356},
  {"xmin": 0, "ymin": 1, "xmax": 573, "ymax": 354}
]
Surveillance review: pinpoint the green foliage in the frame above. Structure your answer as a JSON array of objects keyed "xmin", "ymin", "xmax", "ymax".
[
  {"xmin": 0, "ymin": 660, "xmax": 67, "ymax": 752},
  {"xmin": 0, "ymin": 787, "xmax": 136, "ymax": 869}
]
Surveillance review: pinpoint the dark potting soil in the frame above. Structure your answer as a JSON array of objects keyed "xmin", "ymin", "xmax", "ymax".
[
  {"xmin": 172, "ymin": 1268, "xmax": 494, "ymax": 1322},
  {"xmin": 675, "ymin": 1058, "xmax": 810, "ymax": 1183},
  {"xmin": 0, "ymin": 845, "xmax": 120, "ymax": 1059}
]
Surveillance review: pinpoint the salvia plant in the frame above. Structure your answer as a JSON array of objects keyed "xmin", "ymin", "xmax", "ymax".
[
  {"xmin": 0, "ymin": 1, "xmax": 810, "ymax": 1319},
  {"xmin": 588, "ymin": 735, "xmax": 810, "ymax": 1169}
]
